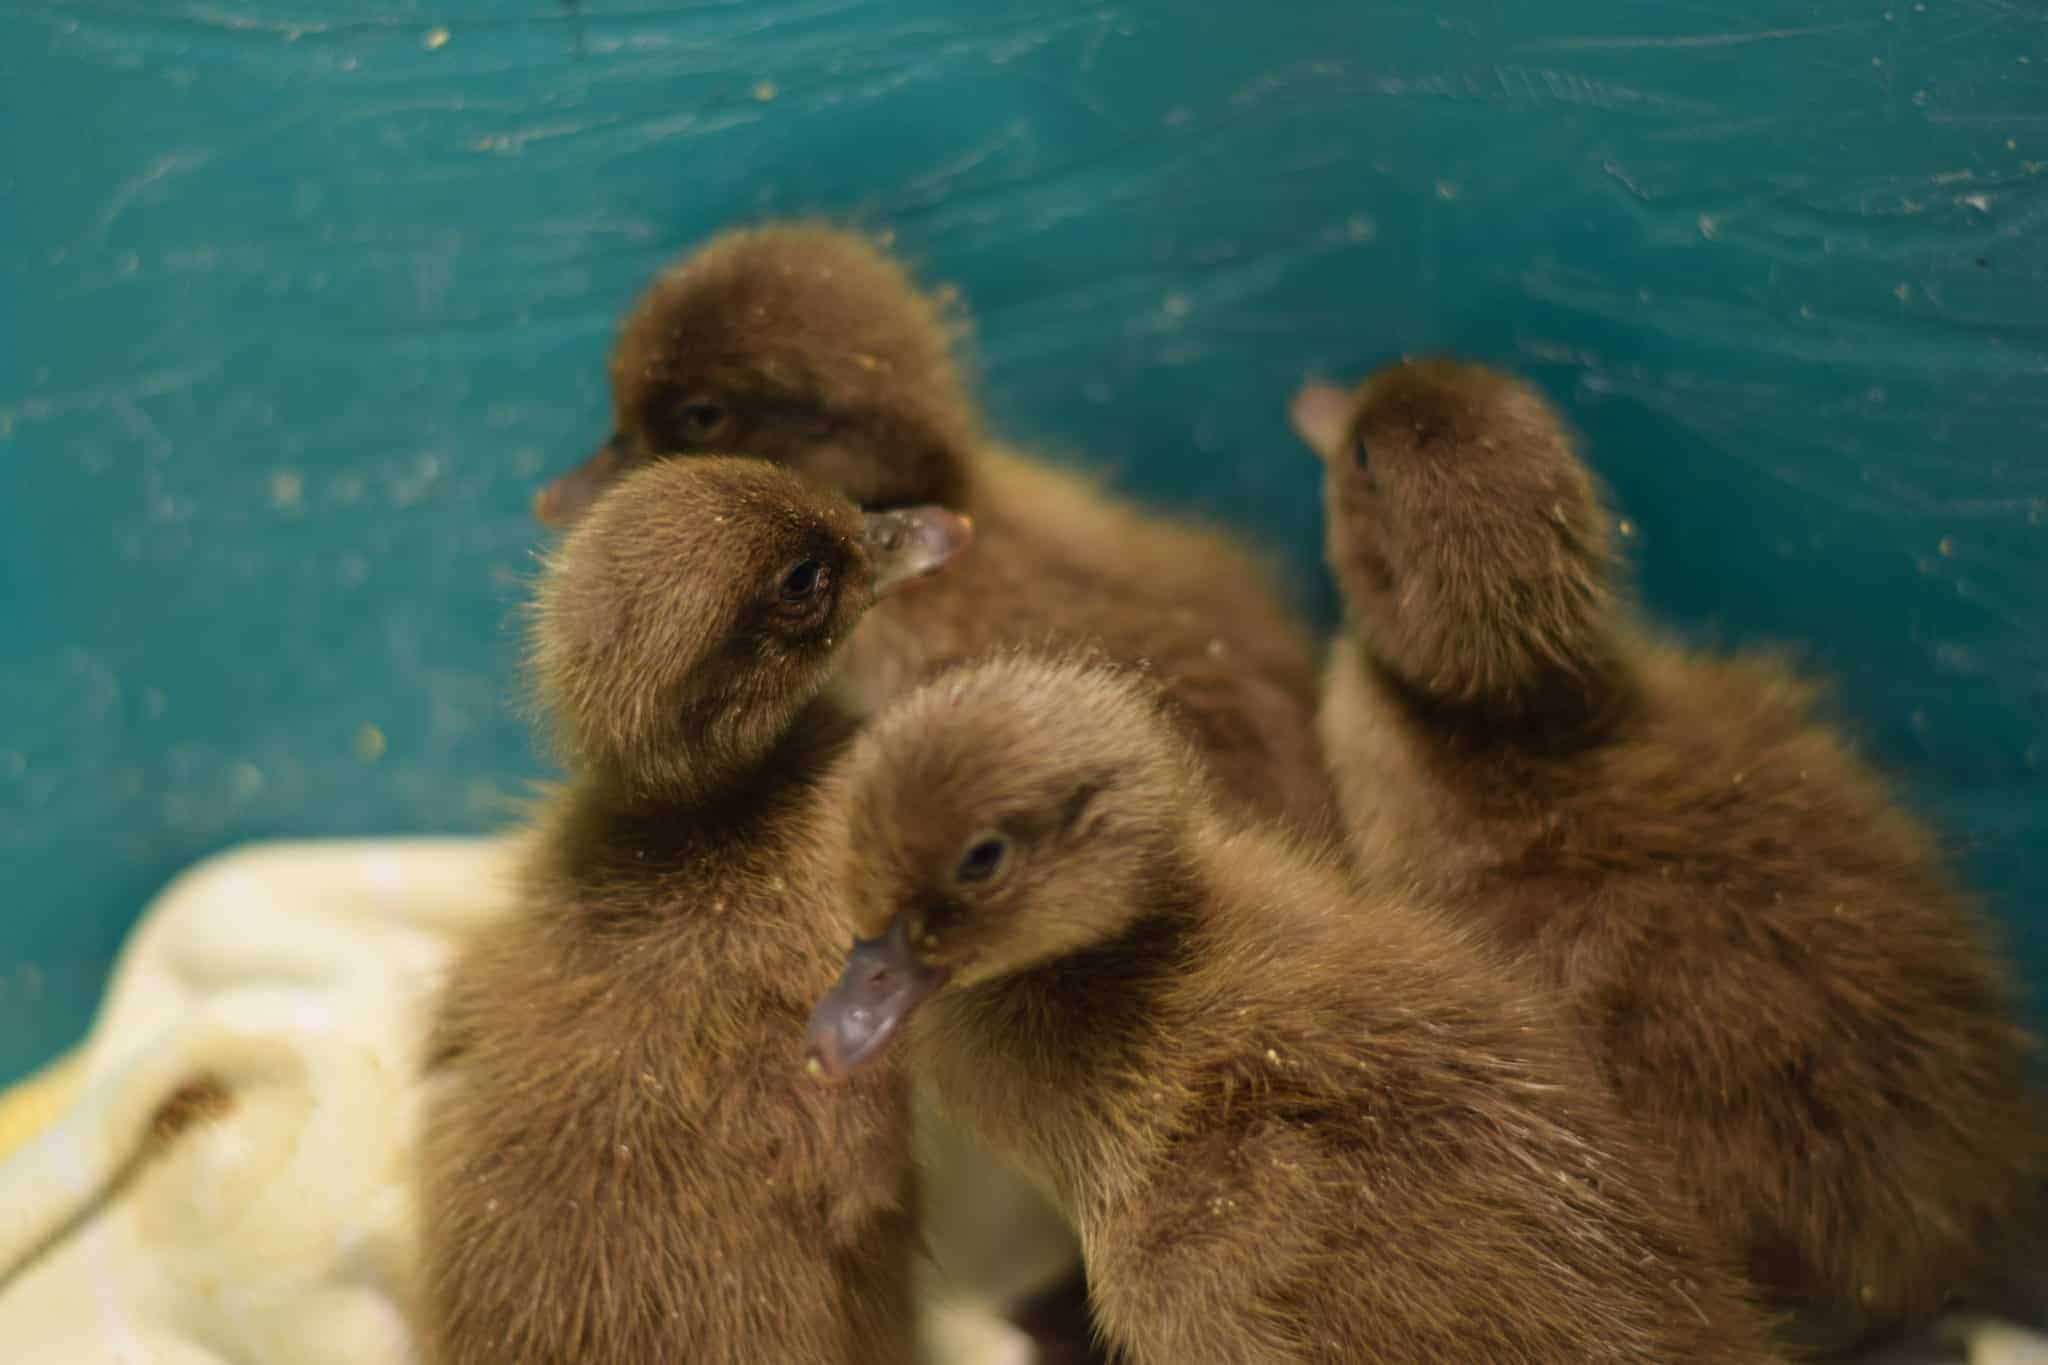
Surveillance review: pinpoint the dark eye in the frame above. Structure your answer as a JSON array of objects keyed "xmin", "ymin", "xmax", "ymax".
[
  {"xmin": 671, "ymin": 401, "xmax": 728, "ymax": 444},
  {"xmin": 1352, "ymin": 431, "xmax": 1371, "ymax": 472},
  {"xmin": 779, "ymin": 558, "xmax": 830, "ymax": 602},
  {"xmin": 954, "ymin": 834, "xmax": 1009, "ymax": 885}
]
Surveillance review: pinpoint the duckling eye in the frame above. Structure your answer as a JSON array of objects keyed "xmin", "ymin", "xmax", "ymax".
[
  {"xmin": 1352, "ymin": 431, "xmax": 1371, "ymax": 473},
  {"xmin": 779, "ymin": 558, "xmax": 830, "ymax": 602},
  {"xmin": 953, "ymin": 834, "xmax": 1009, "ymax": 886},
  {"xmin": 671, "ymin": 400, "xmax": 729, "ymax": 444}
]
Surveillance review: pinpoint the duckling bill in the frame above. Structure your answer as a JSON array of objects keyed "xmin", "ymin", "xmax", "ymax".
[
  {"xmin": 808, "ymin": 916, "xmax": 948, "ymax": 1081},
  {"xmin": 533, "ymin": 432, "xmax": 628, "ymax": 527}
]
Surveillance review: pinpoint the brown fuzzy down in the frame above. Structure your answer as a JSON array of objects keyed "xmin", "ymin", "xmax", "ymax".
[
  {"xmin": 605, "ymin": 222, "xmax": 979, "ymax": 510},
  {"xmin": 420, "ymin": 459, "xmax": 919, "ymax": 1365},
  {"xmin": 833, "ymin": 654, "xmax": 1786, "ymax": 1365},
  {"xmin": 528, "ymin": 455, "xmax": 882, "ymax": 806},
  {"xmin": 550, "ymin": 221, "xmax": 1334, "ymax": 842},
  {"xmin": 1320, "ymin": 357, "xmax": 1626, "ymax": 718},
  {"xmin": 1310, "ymin": 356, "xmax": 2044, "ymax": 1352}
]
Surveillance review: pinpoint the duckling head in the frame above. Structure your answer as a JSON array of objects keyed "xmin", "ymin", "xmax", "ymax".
[
  {"xmin": 530, "ymin": 455, "xmax": 972, "ymax": 802},
  {"xmin": 804, "ymin": 655, "xmax": 1200, "ymax": 1081},
  {"xmin": 536, "ymin": 223, "xmax": 979, "ymax": 525},
  {"xmin": 1290, "ymin": 357, "xmax": 1622, "ymax": 713}
]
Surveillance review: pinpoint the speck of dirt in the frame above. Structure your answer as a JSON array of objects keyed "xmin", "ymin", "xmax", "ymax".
[
  {"xmin": 149, "ymin": 1075, "xmax": 234, "ymax": 1148},
  {"xmin": 268, "ymin": 469, "xmax": 305, "ymax": 511}
]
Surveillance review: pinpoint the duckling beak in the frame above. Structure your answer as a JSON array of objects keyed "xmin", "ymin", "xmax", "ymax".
[
  {"xmin": 532, "ymin": 435, "xmax": 628, "ymax": 527},
  {"xmin": 861, "ymin": 506, "xmax": 974, "ymax": 597},
  {"xmin": 804, "ymin": 918, "xmax": 949, "ymax": 1083},
  {"xmin": 1288, "ymin": 382, "xmax": 1353, "ymax": 463}
]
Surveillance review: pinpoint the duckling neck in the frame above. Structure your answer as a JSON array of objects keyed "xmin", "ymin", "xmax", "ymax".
[
  {"xmin": 548, "ymin": 695, "xmax": 859, "ymax": 904},
  {"xmin": 1366, "ymin": 631, "xmax": 1639, "ymax": 758},
  {"xmin": 923, "ymin": 882, "xmax": 1201, "ymax": 1216},
  {"xmin": 1330, "ymin": 632, "xmax": 1646, "ymax": 900},
  {"xmin": 949, "ymin": 442, "xmax": 1056, "ymax": 522},
  {"xmin": 611, "ymin": 693, "xmax": 858, "ymax": 814}
]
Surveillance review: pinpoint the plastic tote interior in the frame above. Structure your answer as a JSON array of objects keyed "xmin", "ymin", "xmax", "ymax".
[{"xmin": 1, "ymin": 0, "xmax": 2043, "ymax": 1083}]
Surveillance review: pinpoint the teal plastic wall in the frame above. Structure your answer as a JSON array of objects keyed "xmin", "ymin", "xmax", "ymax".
[{"xmin": 2, "ymin": 1, "xmax": 2043, "ymax": 1084}]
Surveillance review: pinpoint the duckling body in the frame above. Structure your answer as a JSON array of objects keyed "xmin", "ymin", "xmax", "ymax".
[
  {"xmin": 1295, "ymin": 358, "xmax": 2042, "ymax": 1351},
  {"xmin": 537, "ymin": 223, "xmax": 1331, "ymax": 840},
  {"xmin": 422, "ymin": 458, "xmax": 969, "ymax": 1365},
  {"xmin": 806, "ymin": 655, "xmax": 1783, "ymax": 1365},
  {"xmin": 426, "ymin": 753, "xmax": 914, "ymax": 1365}
]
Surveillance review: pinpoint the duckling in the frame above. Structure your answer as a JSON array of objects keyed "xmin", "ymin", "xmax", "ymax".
[
  {"xmin": 804, "ymin": 654, "xmax": 1784, "ymax": 1365},
  {"xmin": 534, "ymin": 222, "xmax": 1332, "ymax": 839},
  {"xmin": 420, "ymin": 456, "xmax": 972, "ymax": 1365},
  {"xmin": 1292, "ymin": 357, "xmax": 2043, "ymax": 1353}
]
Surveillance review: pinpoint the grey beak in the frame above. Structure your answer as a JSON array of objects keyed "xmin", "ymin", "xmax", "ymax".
[
  {"xmin": 804, "ymin": 918, "xmax": 949, "ymax": 1082},
  {"xmin": 860, "ymin": 506, "xmax": 974, "ymax": 596},
  {"xmin": 533, "ymin": 434, "xmax": 629, "ymax": 527},
  {"xmin": 1288, "ymin": 382, "xmax": 1355, "ymax": 463}
]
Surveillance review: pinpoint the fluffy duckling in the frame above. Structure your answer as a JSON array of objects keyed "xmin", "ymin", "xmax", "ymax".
[
  {"xmin": 804, "ymin": 654, "xmax": 1783, "ymax": 1365},
  {"xmin": 533, "ymin": 223, "xmax": 1332, "ymax": 839},
  {"xmin": 1292, "ymin": 357, "xmax": 2042, "ymax": 1352},
  {"xmin": 421, "ymin": 457, "xmax": 971, "ymax": 1365}
]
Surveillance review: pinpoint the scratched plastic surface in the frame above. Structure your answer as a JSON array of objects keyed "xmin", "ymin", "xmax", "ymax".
[{"xmin": 0, "ymin": 2, "xmax": 2043, "ymax": 1084}]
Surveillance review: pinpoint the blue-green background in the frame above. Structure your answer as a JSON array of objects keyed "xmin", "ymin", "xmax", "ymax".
[{"xmin": 2, "ymin": 1, "xmax": 2043, "ymax": 1084}]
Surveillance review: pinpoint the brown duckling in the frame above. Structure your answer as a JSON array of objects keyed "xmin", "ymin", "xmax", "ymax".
[
  {"xmin": 803, "ymin": 653, "xmax": 1784, "ymax": 1365},
  {"xmin": 420, "ymin": 456, "xmax": 972, "ymax": 1365},
  {"xmin": 1292, "ymin": 357, "xmax": 2043, "ymax": 1353},
  {"xmin": 533, "ymin": 222, "xmax": 1332, "ymax": 840}
]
